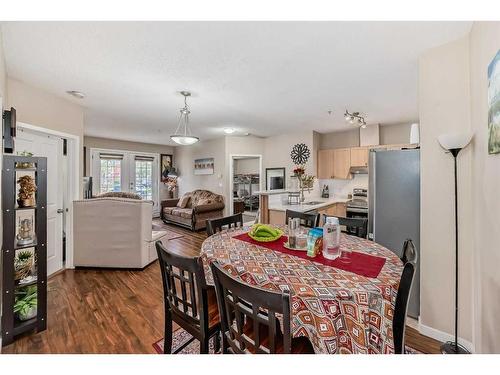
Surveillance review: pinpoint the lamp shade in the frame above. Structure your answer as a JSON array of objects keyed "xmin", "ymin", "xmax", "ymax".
[{"xmin": 437, "ymin": 132, "xmax": 474, "ymax": 151}]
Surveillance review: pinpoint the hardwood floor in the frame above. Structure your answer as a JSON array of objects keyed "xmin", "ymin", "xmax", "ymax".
[{"xmin": 2, "ymin": 222, "xmax": 441, "ymax": 354}]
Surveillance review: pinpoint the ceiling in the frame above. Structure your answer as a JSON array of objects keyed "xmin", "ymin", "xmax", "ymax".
[{"xmin": 1, "ymin": 21, "xmax": 472, "ymax": 145}]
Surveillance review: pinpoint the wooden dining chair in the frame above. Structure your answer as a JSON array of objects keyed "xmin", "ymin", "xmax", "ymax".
[
  {"xmin": 401, "ymin": 238, "xmax": 417, "ymax": 264},
  {"xmin": 322, "ymin": 214, "xmax": 368, "ymax": 238},
  {"xmin": 285, "ymin": 210, "xmax": 320, "ymax": 228},
  {"xmin": 207, "ymin": 213, "xmax": 244, "ymax": 236},
  {"xmin": 155, "ymin": 241, "xmax": 221, "ymax": 354},
  {"xmin": 210, "ymin": 261, "xmax": 315, "ymax": 354},
  {"xmin": 393, "ymin": 248, "xmax": 417, "ymax": 354}
]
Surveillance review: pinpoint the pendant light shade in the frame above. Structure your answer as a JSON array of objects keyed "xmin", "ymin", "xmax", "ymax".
[{"xmin": 170, "ymin": 91, "xmax": 199, "ymax": 145}]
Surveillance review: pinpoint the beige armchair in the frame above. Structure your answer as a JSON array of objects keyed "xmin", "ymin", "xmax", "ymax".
[{"xmin": 73, "ymin": 197, "xmax": 168, "ymax": 268}]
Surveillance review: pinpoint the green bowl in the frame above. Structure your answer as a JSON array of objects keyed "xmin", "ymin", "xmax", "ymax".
[{"xmin": 248, "ymin": 228, "xmax": 284, "ymax": 242}]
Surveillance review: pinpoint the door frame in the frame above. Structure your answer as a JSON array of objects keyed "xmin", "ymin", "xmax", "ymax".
[
  {"xmin": 17, "ymin": 122, "xmax": 80, "ymax": 270},
  {"xmin": 89, "ymin": 147, "xmax": 160, "ymax": 215},
  {"xmin": 228, "ymin": 154, "xmax": 263, "ymax": 216}
]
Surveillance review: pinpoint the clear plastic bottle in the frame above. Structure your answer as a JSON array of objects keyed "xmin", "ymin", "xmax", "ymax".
[{"xmin": 323, "ymin": 216, "xmax": 340, "ymax": 260}]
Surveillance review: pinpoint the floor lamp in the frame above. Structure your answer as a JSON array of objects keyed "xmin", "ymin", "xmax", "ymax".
[{"xmin": 437, "ymin": 132, "xmax": 473, "ymax": 354}]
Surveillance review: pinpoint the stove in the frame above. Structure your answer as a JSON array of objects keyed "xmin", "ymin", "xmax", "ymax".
[{"xmin": 346, "ymin": 188, "xmax": 368, "ymax": 217}]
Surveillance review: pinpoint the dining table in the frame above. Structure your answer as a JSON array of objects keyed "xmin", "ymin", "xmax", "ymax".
[{"xmin": 200, "ymin": 224, "xmax": 404, "ymax": 354}]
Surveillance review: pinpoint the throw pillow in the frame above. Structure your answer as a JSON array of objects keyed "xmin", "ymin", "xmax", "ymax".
[
  {"xmin": 177, "ymin": 194, "xmax": 191, "ymax": 208},
  {"xmin": 98, "ymin": 192, "xmax": 142, "ymax": 200},
  {"xmin": 196, "ymin": 198, "xmax": 213, "ymax": 206}
]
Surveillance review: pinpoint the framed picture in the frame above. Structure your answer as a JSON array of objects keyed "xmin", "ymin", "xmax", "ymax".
[
  {"xmin": 488, "ymin": 49, "xmax": 500, "ymax": 154},
  {"xmin": 265, "ymin": 167, "xmax": 285, "ymax": 190},
  {"xmin": 194, "ymin": 157, "xmax": 214, "ymax": 175},
  {"xmin": 161, "ymin": 154, "xmax": 173, "ymax": 182}
]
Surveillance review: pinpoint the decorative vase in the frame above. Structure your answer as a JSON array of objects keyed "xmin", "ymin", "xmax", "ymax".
[{"xmin": 17, "ymin": 305, "xmax": 37, "ymax": 321}]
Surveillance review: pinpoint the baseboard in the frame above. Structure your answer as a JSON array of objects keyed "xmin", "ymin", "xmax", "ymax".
[{"xmin": 418, "ymin": 318, "xmax": 475, "ymax": 353}]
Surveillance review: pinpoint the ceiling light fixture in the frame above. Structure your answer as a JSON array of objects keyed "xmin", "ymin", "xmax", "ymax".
[
  {"xmin": 344, "ymin": 110, "xmax": 367, "ymax": 128},
  {"xmin": 170, "ymin": 91, "xmax": 199, "ymax": 145},
  {"xmin": 223, "ymin": 127, "xmax": 235, "ymax": 134},
  {"xmin": 66, "ymin": 90, "xmax": 85, "ymax": 99}
]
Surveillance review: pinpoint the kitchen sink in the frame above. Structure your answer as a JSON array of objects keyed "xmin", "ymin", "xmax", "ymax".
[{"xmin": 303, "ymin": 201, "xmax": 324, "ymax": 205}]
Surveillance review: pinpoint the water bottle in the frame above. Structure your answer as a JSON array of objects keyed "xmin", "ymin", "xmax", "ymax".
[{"xmin": 323, "ymin": 217, "xmax": 340, "ymax": 260}]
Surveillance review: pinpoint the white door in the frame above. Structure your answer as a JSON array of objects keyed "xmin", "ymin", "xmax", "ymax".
[
  {"xmin": 91, "ymin": 149, "xmax": 159, "ymax": 214},
  {"xmin": 16, "ymin": 128, "xmax": 65, "ymax": 276}
]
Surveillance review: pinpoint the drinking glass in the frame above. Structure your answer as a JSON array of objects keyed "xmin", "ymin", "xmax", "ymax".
[{"xmin": 339, "ymin": 246, "xmax": 352, "ymax": 263}]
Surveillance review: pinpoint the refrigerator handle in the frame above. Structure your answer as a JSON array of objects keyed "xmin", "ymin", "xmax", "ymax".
[{"xmin": 368, "ymin": 150, "xmax": 376, "ymax": 240}]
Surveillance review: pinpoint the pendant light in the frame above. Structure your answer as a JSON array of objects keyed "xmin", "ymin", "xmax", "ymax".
[{"xmin": 170, "ymin": 91, "xmax": 199, "ymax": 145}]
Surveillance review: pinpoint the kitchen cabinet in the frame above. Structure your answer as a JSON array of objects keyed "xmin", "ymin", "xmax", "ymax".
[
  {"xmin": 318, "ymin": 202, "xmax": 347, "ymax": 224},
  {"xmin": 333, "ymin": 148, "xmax": 351, "ymax": 179},
  {"xmin": 317, "ymin": 149, "xmax": 334, "ymax": 179},
  {"xmin": 350, "ymin": 147, "xmax": 369, "ymax": 167},
  {"xmin": 268, "ymin": 210, "xmax": 286, "ymax": 225}
]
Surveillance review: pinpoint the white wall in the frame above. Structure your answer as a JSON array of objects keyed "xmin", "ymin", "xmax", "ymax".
[
  {"xmin": 263, "ymin": 131, "xmax": 319, "ymax": 198},
  {"xmin": 234, "ymin": 157, "xmax": 259, "ymax": 174},
  {"xmin": 6, "ymin": 78, "xmax": 85, "ymax": 197},
  {"xmin": 0, "ymin": 28, "xmax": 6, "ymax": 101},
  {"xmin": 319, "ymin": 123, "xmax": 415, "ymax": 150},
  {"xmin": 174, "ymin": 137, "xmax": 227, "ymax": 202},
  {"xmin": 418, "ymin": 36, "xmax": 474, "ymax": 348},
  {"xmin": 468, "ymin": 21, "xmax": 500, "ymax": 353}
]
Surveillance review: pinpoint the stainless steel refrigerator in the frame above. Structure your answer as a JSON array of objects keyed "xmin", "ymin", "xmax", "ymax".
[{"xmin": 368, "ymin": 148, "xmax": 420, "ymax": 318}]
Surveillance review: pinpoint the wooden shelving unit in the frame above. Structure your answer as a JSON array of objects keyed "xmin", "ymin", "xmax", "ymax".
[{"xmin": 1, "ymin": 155, "xmax": 47, "ymax": 346}]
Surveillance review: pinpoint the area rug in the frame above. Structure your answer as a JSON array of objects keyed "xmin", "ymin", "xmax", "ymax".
[
  {"xmin": 151, "ymin": 220, "xmax": 184, "ymax": 240},
  {"xmin": 154, "ymin": 229, "xmax": 184, "ymax": 241},
  {"xmin": 153, "ymin": 329, "xmax": 217, "ymax": 354},
  {"xmin": 152, "ymin": 329, "xmax": 423, "ymax": 354}
]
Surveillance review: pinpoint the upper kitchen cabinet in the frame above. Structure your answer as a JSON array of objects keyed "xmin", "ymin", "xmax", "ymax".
[
  {"xmin": 350, "ymin": 147, "xmax": 369, "ymax": 167},
  {"xmin": 317, "ymin": 149, "xmax": 334, "ymax": 179},
  {"xmin": 333, "ymin": 148, "xmax": 351, "ymax": 179}
]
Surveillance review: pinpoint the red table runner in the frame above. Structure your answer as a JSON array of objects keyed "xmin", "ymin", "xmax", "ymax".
[{"xmin": 233, "ymin": 232, "xmax": 386, "ymax": 278}]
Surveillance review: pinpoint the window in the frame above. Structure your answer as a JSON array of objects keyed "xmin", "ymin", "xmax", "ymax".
[
  {"xmin": 134, "ymin": 158, "xmax": 153, "ymax": 200},
  {"xmin": 99, "ymin": 157, "xmax": 122, "ymax": 193}
]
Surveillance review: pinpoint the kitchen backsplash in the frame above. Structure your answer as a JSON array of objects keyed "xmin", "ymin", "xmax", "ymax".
[{"xmin": 319, "ymin": 174, "xmax": 369, "ymax": 198}]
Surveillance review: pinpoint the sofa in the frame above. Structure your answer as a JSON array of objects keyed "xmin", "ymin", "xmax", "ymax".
[
  {"xmin": 73, "ymin": 197, "xmax": 168, "ymax": 268},
  {"xmin": 161, "ymin": 189, "xmax": 225, "ymax": 231}
]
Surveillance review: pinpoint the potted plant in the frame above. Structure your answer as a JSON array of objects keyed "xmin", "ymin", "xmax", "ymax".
[
  {"xmin": 17, "ymin": 175, "xmax": 37, "ymax": 207},
  {"xmin": 14, "ymin": 285, "xmax": 38, "ymax": 321},
  {"xmin": 293, "ymin": 165, "xmax": 316, "ymax": 202},
  {"xmin": 14, "ymin": 250, "xmax": 35, "ymax": 281},
  {"xmin": 165, "ymin": 176, "xmax": 178, "ymax": 199}
]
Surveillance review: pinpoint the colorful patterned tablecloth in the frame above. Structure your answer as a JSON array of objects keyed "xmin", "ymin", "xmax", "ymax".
[{"xmin": 200, "ymin": 226, "xmax": 403, "ymax": 354}]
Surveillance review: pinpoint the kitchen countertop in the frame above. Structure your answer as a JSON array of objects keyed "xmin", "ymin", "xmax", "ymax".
[{"xmin": 268, "ymin": 197, "xmax": 349, "ymax": 213}]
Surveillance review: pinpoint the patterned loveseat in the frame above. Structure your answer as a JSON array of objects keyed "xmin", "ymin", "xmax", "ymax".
[{"xmin": 160, "ymin": 189, "xmax": 225, "ymax": 231}]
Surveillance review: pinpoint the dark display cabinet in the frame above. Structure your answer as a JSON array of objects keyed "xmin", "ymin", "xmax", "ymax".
[{"xmin": 1, "ymin": 155, "xmax": 47, "ymax": 346}]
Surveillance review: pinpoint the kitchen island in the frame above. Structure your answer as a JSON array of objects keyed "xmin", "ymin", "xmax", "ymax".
[{"xmin": 258, "ymin": 190, "xmax": 348, "ymax": 225}]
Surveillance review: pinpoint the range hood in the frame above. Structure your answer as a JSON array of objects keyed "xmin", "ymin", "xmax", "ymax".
[{"xmin": 349, "ymin": 166, "xmax": 368, "ymax": 175}]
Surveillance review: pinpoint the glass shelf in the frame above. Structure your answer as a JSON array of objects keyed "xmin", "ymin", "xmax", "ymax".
[
  {"xmin": 15, "ymin": 167, "xmax": 37, "ymax": 172},
  {"xmin": 13, "ymin": 317, "xmax": 38, "ymax": 336},
  {"xmin": 15, "ymin": 206, "xmax": 37, "ymax": 211},
  {"xmin": 15, "ymin": 276, "xmax": 38, "ymax": 288},
  {"xmin": 14, "ymin": 237, "xmax": 38, "ymax": 250}
]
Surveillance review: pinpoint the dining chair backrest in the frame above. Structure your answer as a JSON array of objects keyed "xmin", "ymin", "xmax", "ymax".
[
  {"xmin": 393, "ymin": 257, "xmax": 417, "ymax": 354},
  {"xmin": 155, "ymin": 241, "xmax": 209, "ymax": 331},
  {"xmin": 207, "ymin": 213, "xmax": 244, "ymax": 236},
  {"xmin": 401, "ymin": 239, "xmax": 417, "ymax": 264},
  {"xmin": 322, "ymin": 215, "xmax": 368, "ymax": 238},
  {"xmin": 210, "ymin": 261, "xmax": 292, "ymax": 354},
  {"xmin": 285, "ymin": 210, "xmax": 320, "ymax": 228}
]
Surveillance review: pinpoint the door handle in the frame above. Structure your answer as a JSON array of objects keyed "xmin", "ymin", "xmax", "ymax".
[{"xmin": 57, "ymin": 209, "xmax": 64, "ymax": 214}]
